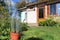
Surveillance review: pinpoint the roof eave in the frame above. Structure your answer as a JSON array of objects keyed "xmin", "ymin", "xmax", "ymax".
[{"xmin": 26, "ymin": 0, "xmax": 60, "ymax": 6}]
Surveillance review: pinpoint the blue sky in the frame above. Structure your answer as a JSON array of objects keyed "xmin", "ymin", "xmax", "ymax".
[
  {"xmin": 12, "ymin": 0, "xmax": 19, "ymax": 2},
  {"xmin": 12, "ymin": 0, "xmax": 18, "ymax": 6}
]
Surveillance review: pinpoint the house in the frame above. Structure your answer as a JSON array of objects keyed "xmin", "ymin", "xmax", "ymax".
[{"xmin": 18, "ymin": 0, "xmax": 60, "ymax": 26}]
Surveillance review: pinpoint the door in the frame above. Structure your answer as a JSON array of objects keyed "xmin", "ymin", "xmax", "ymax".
[
  {"xmin": 38, "ymin": 8, "xmax": 44, "ymax": 22},
  {"xmin": 39, "ymin": 8, "xmax": 44, "ymax": 18}
]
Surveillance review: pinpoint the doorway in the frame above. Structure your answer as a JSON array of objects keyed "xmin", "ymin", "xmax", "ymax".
[
  {"xmin": 39, "ymin": 8, "xmax": 44, "ymax": 18},
  {"xmin": 38, "ymin": 7, "xmax": 45, "ymax": 22}
]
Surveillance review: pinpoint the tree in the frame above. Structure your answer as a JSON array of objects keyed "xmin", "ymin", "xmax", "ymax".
[
  {"xmin": 0, "ymin": 1, "xmax": 10, "ymax": 40},
  {"xmin": 15, "ymin": 0, "xmax": 26, "ymax": 9}
]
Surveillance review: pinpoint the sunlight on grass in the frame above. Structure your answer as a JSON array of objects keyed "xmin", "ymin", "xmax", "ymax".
[{"xmin": 20, "ymin": 26, "xmax": 60, "ymax": 40}]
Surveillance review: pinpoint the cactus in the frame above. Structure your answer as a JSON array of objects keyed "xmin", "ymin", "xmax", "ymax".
[{"xmin": 11, "ymin": 12, "xmax": 21, "ymax": 33}]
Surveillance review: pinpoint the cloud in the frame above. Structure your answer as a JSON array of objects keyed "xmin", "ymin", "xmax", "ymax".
[
  {"xmin": 58, "ymin": 8, "xmax": 60, "ymax": 10},
  {"xmin": 11, "ymin": 1, "xmax": 15, "ymax": 6}
]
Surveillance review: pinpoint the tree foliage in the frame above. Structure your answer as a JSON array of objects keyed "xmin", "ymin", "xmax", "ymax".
[
  {"xmin": 0, "ymin": 2, "xmax": 10, "ymax": 40},
  {"xmin": 15, "ymin": 0, "xmax": 26, "ymax": 9}
]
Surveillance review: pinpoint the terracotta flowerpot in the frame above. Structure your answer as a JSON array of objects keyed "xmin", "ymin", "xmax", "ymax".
[{"xmin": 10, "ymin": 32, "xmax": 20, "ymax": 40}]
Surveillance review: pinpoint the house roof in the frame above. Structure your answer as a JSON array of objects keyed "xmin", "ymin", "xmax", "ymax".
[
  {"xmin": 26, "ymin": 0, "xmax": 60, "ymax": 6},
  {"xmin": 17, "ymin": 7, "xmax": 27, "ymax": 11},
  {"xmin": 18, "ymin": 0, "xmax": 60, "ymax": 11}
]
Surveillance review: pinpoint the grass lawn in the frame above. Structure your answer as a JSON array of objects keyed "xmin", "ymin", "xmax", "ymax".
[{"xmin": 20, "ymin": 26, "xmax": 60, "ymax": 40}]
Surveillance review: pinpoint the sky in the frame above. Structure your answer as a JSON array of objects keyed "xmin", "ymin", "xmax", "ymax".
[
  {"xmin": 12, "ymin": 0, "xmax": 18, "ymax": 6},
  {"xmin": 13, "ymin": 0, "xmax": 19, "ymax": 2}
]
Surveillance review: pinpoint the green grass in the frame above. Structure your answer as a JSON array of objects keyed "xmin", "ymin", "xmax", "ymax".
[{"xmin": 20, "ymin": 26, "xmax": 60, "ymax": 40}]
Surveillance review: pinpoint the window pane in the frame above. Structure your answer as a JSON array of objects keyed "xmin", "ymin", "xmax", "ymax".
[
  {"xmin": 50, "ymin": 4, "xmax": 56, "ymax": 15},
  {"xmin": 57, "ymin": 3, "xmax": 60, "ymax": 15}
]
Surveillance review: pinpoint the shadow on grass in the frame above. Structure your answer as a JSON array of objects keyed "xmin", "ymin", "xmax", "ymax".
[
  {"xmin": 21, "ymin": 26, "xmax": 28, "ymax": 31},
  {"xmin": 27, "ymin": 37, "xmax": 43, "ymax": 40},
  {"xmin": 20, "ymin": 23, "xmax": 30, "ymax": 32},
  {"xmin": 19, "ymin": 33, "xmax": 25, "ymax": 40}
]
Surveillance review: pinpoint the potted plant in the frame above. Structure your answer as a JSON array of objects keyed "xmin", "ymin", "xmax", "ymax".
[{"xmin": 10, "ymin": 12, "xmax": 21, "ymax": 40}]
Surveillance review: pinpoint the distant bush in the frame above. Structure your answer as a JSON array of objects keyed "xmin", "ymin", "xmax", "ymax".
[
  {"xmin": 39, "ymin": 15, "xmax": 58, "ymax": 26},
  {"xmin": 54, "ymin": 16, "xmax": 60, "ymax": 26},
  {"xmin": 39, "ymin": 19, "xmax": 57, "ymax": 26}
]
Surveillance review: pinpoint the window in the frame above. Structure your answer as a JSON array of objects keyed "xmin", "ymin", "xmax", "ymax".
[
  {"xmin": 50, "ymin": 4, "xmax": 56, "ymax": 15},
  {"xmin": 57, "ymin": 3, "xmax": 60, "ymax": 15}
]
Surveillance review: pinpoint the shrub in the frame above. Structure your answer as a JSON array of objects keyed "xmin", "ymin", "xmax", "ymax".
[
  {"xmin": 0, "ymin": 3, "xmax": 10, "ymax": 40},
  {"xmin": 54, "ymin": 16, "xmax": 60, "ymax": 27},
  {"xmin": 39, "ymin": 15, "xmax": 57, "ymax": 26},
  {"xmin": 0, "ymin": 18, "xmax": 10, "ymax": 40},
  {"xmin": 39, "ymin": 19, "xmax": 57, "ymax": 26},
  {"xmin": 0, "ymin": 28, "xmax": 10, "ymax": 40}
]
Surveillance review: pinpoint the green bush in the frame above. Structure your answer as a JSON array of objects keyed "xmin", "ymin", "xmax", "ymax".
[
  {"xmin": 39, "ymin": 19, "xmax": 57, "ymax": 26},
  {"xmin": 0, "ymin": 18, "xmax": 10, "ymax": 40},
  {"xmin": 39, "ymin": 16, "xmax": 57, "ymax": 26},
  {"xmin": 0, "ymin": 3, "xmax": 10, "ymax": 40},
  {"xmin": 54, "ymin": 16, "xmax": 60, "ymax": 27},
  {"xmin": 0, "ymin": 28, "xmax": 10, "ymax": 40},
  {"xmin": 0, "ymin": 16, "xmax": 10, "ymax": 40}
]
